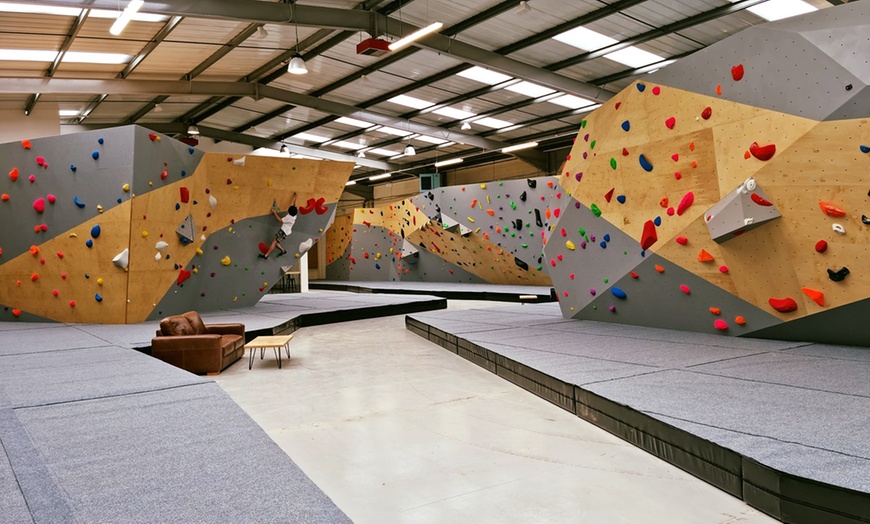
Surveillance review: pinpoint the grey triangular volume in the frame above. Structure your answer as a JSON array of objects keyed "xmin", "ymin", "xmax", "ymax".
[
  {"xmin": 748, "ymin": 298, "xmax": 870, "ymax": 347},
  {"xmin": 705, "ymin": 178, "xmax": 781, "ymax": 244},
  {"xmin": 176, "ymin": 213, "xmax": 196, "ymax": 244}
]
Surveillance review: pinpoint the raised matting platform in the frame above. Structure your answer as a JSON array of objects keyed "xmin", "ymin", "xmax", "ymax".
[
  {"xmin": 406, "ymin": 304, "xmax": 870, "ymax": 524},
  {"xmin": 0, "ymin": 292, "xmax": 445, "ymax": 523},
  {"xmin": 311, "ymin": 280, "xmax": 555, "ymax": 303}
]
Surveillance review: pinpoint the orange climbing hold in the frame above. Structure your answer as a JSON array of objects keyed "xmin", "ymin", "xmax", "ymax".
[
  {"xmin": 735, "ymin": 316, "xmax": 746, "ymax": 325},
  {"xmin": 659, "ymin": 197, "xmax": 669, "ymax": 208},
  {"xmin": 31, "ymin": 273, "xmax": 38, "ymax": 282},
  {"xmin": 630, "ymin": 271, "xmax": 639, "ymax": 279},
  {"xmin": 709, "ymin": 307, "xmax": 721, "ymax": 315},
  {"xmin": 801, "ymin": 287, "xmax": 825, "ymax": 307},
  {"xmin": 1, "ymin": 194, "xmax": 8, "ymax": 202},
  {"xmin": 655, "ymin": 264, "xmax": 665, "ymax": 273},
  {"xmin": 689, "ymin": 142, "xmax": 695, "ymax": 151},
  {"xmin": 9, "ymin": 167, "xmax": 18, "ymax": 181},
  {"xmin": 29, "ymin": 245, "xmax": 39, "ymax": 256},
  {"xmin": 698, "ymin": 249, "xmax": 714, "ymax": 262},
  {"xmin": 486, "ymin": 209, "xmax": 495, "ymax": 216},
  {"xmin": 744, "ymin": 151, "xmax": 751, "ymax": 159},
  {"xmin": 768, "ymin": 297, "xmax": 798, "ymax": 313},
  {"xmin": 716, "ymin": 84, "xmax": 722, "ymax": 95},
  {"xmin": 21, "ymin": 140, "xmax": 31, "ymax": 149},
  {"xmin": 470, "ymin": 198, "xmax": 477, "ymax": 208},
  {"xmin": 818, "ymin": 201, "xmax": 846, "ymax": 217}
]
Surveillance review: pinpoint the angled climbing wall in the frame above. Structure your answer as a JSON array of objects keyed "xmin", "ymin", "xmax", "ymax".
[
  {"xmin": 546, "ymin": 2, "xmax": 870, "ymax": 346},
  {"xmin": 325, "ymin": 177, "xmax": 559, "ymax": 285},
  {"xmin": 0, "ymin": 126, "xmax": 353, "ymax": 323}
]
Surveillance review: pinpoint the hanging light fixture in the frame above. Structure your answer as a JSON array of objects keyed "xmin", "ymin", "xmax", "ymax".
[
  {"xmin": 357, "ymin": 150, "xmax": 366, "ymax": 158},
  {"xmin": 287, "ymin": 6, "xmax": 308, "ymax": 74},
  {"xmin": 255, "ymin": 26, "xmax": 269, "ymax": 39},
  {"xmin": 153, "ymin": 103, "xmax": 163, "ymax": 113},
  {"xmin": 460, "ymin": 122, "xmax": 472, "ymax": 131},
  {"xmin": 187, "ymin": 124, "xmax": 200, "ymax": 135},
  {"xmin": 280, "ymin": 144, "xmax": 288, "ymax": 154},
  {"xmin": 403, "ymin": 141, "xmax": 416, "ymax": 156}
]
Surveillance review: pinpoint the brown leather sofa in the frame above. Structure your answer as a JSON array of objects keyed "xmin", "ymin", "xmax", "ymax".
[{"xmin": 151, "ymin": 311, "xmax": 245, "ymax": 375}]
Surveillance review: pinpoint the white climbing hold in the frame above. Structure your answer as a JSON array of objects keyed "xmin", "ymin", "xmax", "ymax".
[
  {"xmin": 743, "ymin": 217, "xmax": 754, "ymax": 225},
  {"xmin": 833, "ymin": 223, "xmax": 846, "ymax": 235},
  {"xmin": 112, "ymin": 248, "xmax": 129, "ymax": 269},
  {"xmin": 299, "ymin": 238, "xmax": 314, "ymax": 254},
  {"xmin": 209, "ymin": 195, "xmax": 217, "ymax": 208},
  {"xmin": 744, "ymin": 177, "xmax": 757, "ymax": 192},
  {"xmin": 232, "ymin": 156, "xmax": 246, "ymax": 167},
  {"xmin": 155, "ymin": 240, "xmax": 169, "ymax": 252},
  {"xmin": 154, "ymin": 252, "xmax": 161, "ymax": 261}
]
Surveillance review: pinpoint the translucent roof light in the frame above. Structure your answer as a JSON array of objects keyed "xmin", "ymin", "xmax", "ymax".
[
  {"xmin": 433, "ymin": 106, "xmax": 475, "ymax": 120},
  {"xmin": 549, "ymin": 94, "xmax": 597, "ymax": 109},
  {"xmin": 505, "ymin": 81, "xmax": 555, "ymax": 98},
  {"xmin": 388, "ymin": 94, "xmax": 433, "ymax": 110},
  {"xmin": 729, "ymin": 0, "xmax": 816, "ymax": 21},
  {"xmin": 474, "ymin": 117, "xmax": 513, "ymax": 129},
  {"xmin": 0, "ymin": 49, "xmax": 131, "ymax": 64},
  {"xmin": 457, "ymin": 66, "xmax": 512, "ymax": 85},
  {"xmin": 335, "ymin": 116, "xmax": 373, "ymax": 128}
]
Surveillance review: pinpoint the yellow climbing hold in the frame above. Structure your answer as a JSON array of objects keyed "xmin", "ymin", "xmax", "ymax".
[
  {"xmin": 220, "ymin": 256, "xmax": 231, "ymax": 266},
  {"xmin": 196, "ymin": 247, "xmax": 203, "ymax": 256},
  {"xmin": 566, "ymin": 240, "xmax": 576, "ymax": 250},
  {"xmin": 148, "ymin": 181, "xmax": 153, "ymax": 186},
  {"xmin": 96, "ymin": 277, "xmax": 103, "ymax": 285},
  {"xmin": 122, "ymin": 183, "xmax": 130, "ymax": 192},
  {"xmin": 192, "ymin": 267, "xmax": 198, "ymax": 274},
  {"xmin": 267, "ymin": 179, "xmax": 273, "ymax": 186},
  {"xmin": 467, "ymin": 216, "xmax": 475, "ymax": 223},
  {"xmin": 480, "ymin": 184, "xmax": 486, "ymax": 189},
  {"xmin": 141, "ymin": 230, "xmax": 148, "ymax": 238},
  {"xmin": 233, "ymin": 296, "xmax": 238, "ymax": 302},
  {"xmin": 97, "ymin": 205, "xmax": 103, "ymax": 213}
]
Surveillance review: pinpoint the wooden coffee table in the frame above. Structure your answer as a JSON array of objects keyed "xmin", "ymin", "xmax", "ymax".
[{"xmin": 245, "ymin": 335, "xmax": 293, "ymax": 369}]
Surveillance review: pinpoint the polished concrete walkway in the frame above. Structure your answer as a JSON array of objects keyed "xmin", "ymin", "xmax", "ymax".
[{"xmin": 213, "ymin": 300, "xmax": 776, "ymax": 524}]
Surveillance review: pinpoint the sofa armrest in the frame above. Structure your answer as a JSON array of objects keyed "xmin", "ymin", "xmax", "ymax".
[
  {"xmin": 205, "ymin": 323, "xmax": 245, "ymax": 337},
  {"xmin": 151, "ymin": 334, "xmax": 222, "ymax": 352}
]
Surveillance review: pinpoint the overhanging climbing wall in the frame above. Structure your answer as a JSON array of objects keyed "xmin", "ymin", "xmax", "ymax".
[
  {"xmin": 0, "ymin": 126, "xmax": 353, "ymax": 323},
  {"xmin": 546, "ymin": 3, "xmax": 870, "ymax": 346},
  {"xmin": 325, "ymin": 177, "xmax": 559, "ymax": 285}
]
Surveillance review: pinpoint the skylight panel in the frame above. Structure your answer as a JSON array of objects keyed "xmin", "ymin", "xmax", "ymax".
[
  {"xmin": 368, "ymin": 148, "xmax": 402, "ymax": 157},
  {"xmin": 553, "ymin": 26, "xmax": 617, "ymax": 51},
  {"xmin": 0, "ymin": 49, "xmax": 57, "ymax": 61},
  {"xmin": 549, "ymin": 94, "xmax": 596, "ymax": 109},
  {"xmin": 0, "ymin": 2, "xmax": 80, "ymax": 16},
  {"xmin": 415, "ymin": 135, "xmax": 448, "ymax": 145},
  {"xmin": 748, "ymin": 0, "xmax": 816, "ymax": 21},
  {"xmin": 505, "ymin": 81, "xmax": 555, "ymax": 98},
  {"xmin": 433, "ymin": 106, "xmax": 475, "ymax": 120},
  {"xmin": 378, "ymin": 126, "xmax": 413, "ymax": 137},
  {"xmin": 388, "ymin": 94, "xmax": 434, "ymax": 110},
  {"xmin": 457, "ymin": 66, "xmax": 512, "ymax": 85},
  {"xmin": 0, "ymin": 49, "xmax": 130, "ymax": 64},
  {"xmin": 474, "ymin": 117, "xmax": 513, "ymax": 129},
  {"xmin": 604, "ymin": 47, "xmax": 664, "ymax": 68},
  {"xmin": 335, "ymin": 117, "xmax": 373, "ymax": 128},
  {"xmin": 293, "ymin": 132, "xmax": 328, "ymax": 143}
]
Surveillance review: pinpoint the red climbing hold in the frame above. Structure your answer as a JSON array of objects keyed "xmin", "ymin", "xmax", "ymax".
[
  {"xmin": 652, "ymin": 86, "xmax": 661, "ymax": 95},
  {"xmin": 731, "ymin": 64, "xmax": 744, "ymax": 81},
  {"xmin": 630, "ymin": 271, "xmax": 639, "ymax": 279},
  {"xmin": 9, "ymin": 168, "xmax": 18, "ymax": 181},
  {"xmin": 749, "ymin": 142, "xmax": 776, "ymax": 161},
  {"xmin": 751, "ymin": 193, "xmax": 773, "ymax": 206},
  {"xmin": 716, "ymin": 84, "xmax": 722, "ymax": 95},
  {"xmin": 615, "ymin": 102, "xmax": 621, "ymax": 109},
  {"xmin": 640, "ymin": 220, "xmax": 658, "ymax": 251},
  {"xmin": 674, "ymin": 172, "xmax": 682, "ymax": 180},
  {"xmin": 818, "ymin": 201, "xmax": 846, "ymax": 217},
  {"xmin": 814, "ymin": 240, "xmax": 828, "ymax": 253},
  {"xmin": 801, "ymin": 287, "xmax": 825, "ymax": 307},
  {"xmin": 622, "ymin": 147, "xmax": 629, "ymax": 156},
  {"xmin": 768, "ymin": 297, "xmax": 798, "ymax": 313},
  {"xmin": 177, "ymin": 269, "xmax": 191, "ymax": 285},
  {"xmin": 698, "ymin": 249, "xmax": 714, "ymax": 262},
  {"xmin": 665, "ymin": 117, "xmax": 676, "ymax": 129},
  {"xmin": 258, "ymin": 242, "xmax": 269, "ymax": 255},
  {"xmin": 671, "ymin": 153, "xmax": 679, "ymax": 162},
  {"xmin": 714, "ymin": 319, "xmax": 729, "ymax": 331},
  {"xmin": 676, "ymin": 236, "xmax": 688, "ymax": 245},
  {"xmin": 12, "ymin": 309, "xmax": 20, "ymax": 317},
  {"xmin": 605, "ymin": 188, "xmax": 614, "ymax": 202},
  {"xmin": 180, "ymin": 187, "xmax": 190, "ymax": 203},
  {"xmin": 299, "ymin": 198, "xmax": 317, "ymax": 214},
  {"xmin": 701, "ymin": 106, "xmax": 712, "ymax": 120},
  {"xmin": 149, "ymin": 133, "xmax": 158, "ymax": 141},
  {"xmin": 676, "ymin": 192, "xmax": 694, "ymax": 216}
]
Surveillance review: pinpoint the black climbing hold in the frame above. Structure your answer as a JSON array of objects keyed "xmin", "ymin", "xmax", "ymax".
[
  {"xmin": 519, "ymin": 191, "xmax": 527, "ymax": 202},
  {"xmin": 846, "ymin": 84, "xmax": 853, "ymax": 91},
  {"xmin": 863, "ymin": 215, "xmax": 870, "ymax": 225},
  {"xmin": 534, "ymin": 209, "xmax": 543, "ymax": 227},
  {"xmin": 400, "ymin": 228, "xmax": 406, "ymax": 238},
  {"xmin": 427, "ymin": 192, "xmax": 434, "ymax": 200},
  {"xmin": 527, "ymin": 179, "xmax": 536, "ymax": 189},
  {"xmin": 514, "ymin": 257, "xmax": 529, "ymax": 271},
  {"xmin": 827, "ymin": 267, "xmax": 850, "ymax": 282},
  {"xmin": 514, "ymin": 219, "xmax": 523, "ymax": 231}
]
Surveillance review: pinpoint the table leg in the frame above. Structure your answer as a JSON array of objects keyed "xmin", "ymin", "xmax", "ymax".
[
  {"xmin": 248, "ymin": 347, "xmax": 254, "ymax": 370},
  {"xmin": 284, "ymin": 342, "xmax": 291, "ymax": 359},
  {"xmin": 274, "ymin": 346, "xmax": 281, "ymax": 369}
]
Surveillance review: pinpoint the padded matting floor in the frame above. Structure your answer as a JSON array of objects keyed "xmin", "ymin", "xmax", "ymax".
[
  {"xmin": 407, "ymin": 303, "xmax": 870, "ymax": 522},
  {"xmin": 0, "ymin": 292, "xmax": 444, "ymax": 524}
]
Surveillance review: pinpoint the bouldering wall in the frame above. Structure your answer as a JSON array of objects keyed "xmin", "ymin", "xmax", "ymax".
[
  {"xmin": 325, "ymin": 177, "xmax": 559, "ymax": 285},
  {"xmin": 0, "ymin": 126, "xmax": 353, "ymax": 323},
  {"xmin": 545, "ymin": 3, "xmax": 870, "ymax": 346}
]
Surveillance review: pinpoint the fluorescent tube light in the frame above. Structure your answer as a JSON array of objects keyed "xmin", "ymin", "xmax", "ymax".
[
  {"xmin": 501, "ymin": 141, "xmax": 538, "ymax": 153},
  {"xmin": 434, "ymin": 158, "xmax": 463, "ymax": 168},
  {"xmin": 345, "ymin": 180, "xmax": 357, "ymax": 186},
  {"xmin": 109, "ymin": 0, "xmax": 144, "ymax": 36},
  {"xmin": 369, "ymin": 173, "xmax": 392, "ymax": 181},
  {"xmin": 388, "ymin": 22, "xmax": 444, "ymax": 51}
]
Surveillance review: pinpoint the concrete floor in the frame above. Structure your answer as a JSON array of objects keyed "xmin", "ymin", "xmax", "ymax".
[{"xmin": 213, "ymin": 300, "xmax": 776, "ymax": 524}]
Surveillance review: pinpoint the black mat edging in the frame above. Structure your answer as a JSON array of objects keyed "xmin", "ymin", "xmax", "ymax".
[
  {"xmin": 406, "ymin": 315, "xmax": 870, "ymax": 524},
  {"xmin": 311, "ymin": 282, "xmax": 555, "ymax": 303}
]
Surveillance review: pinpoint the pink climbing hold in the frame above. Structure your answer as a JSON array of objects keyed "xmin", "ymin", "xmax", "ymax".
[
  {"xmin": 560, "ymin": 228, "xmax": 567, "ymax": 237},
  {"xmin": 674, "ymin": 172, "xmax": 682, "ymax": 180},
  {"xmin": 69, "ymin": 300, "xmax": 75, "ymax": 308},
  {"xmin": 714, "ymin": 319, "xmax": 729, "ymax": 331},
  {"xmin": 36, "ymin": 156, "xmax": 45, "ymax": 166},
  {"xmin": 569, "ymin": 273, "xmax": 575, "ymax": 280},
  {"xmin": 676, "ymin": 192, "xmax": 694, "ymax": 216},
  {"xmin": 667, "ymin": 207, "xmax": 675, "ymax": 216},
  {"xmin": 665, "ymin": 117, "xmax": 676, "ymax": 129},
  {"xmin": 47, "ymin": 194, "xmax": 56, "ymax": 204},
  {"xmin": 640, "ymin": 220, "xmax": 657, "ymax": 251},
  {"xmin": 671, "ymin": 153, "xmax": 679, "ymax": 162},
  {"xmin": 680, "ymin": 284, "xmax": 691, "ymax": 295},
  {"xmin": 33, "ymin": 198, "xmax": 45, "ymax": 213},
  {"xmin": 652, "ymin": 86, "xmax": 661, "ymax": 95},
  {"xmin": 718, "ymin": 265, "xmax": 729, "ymax": 273},
  {"xmin": 28, "ymin": 175, "xmax": 35, "ymax": 183}
]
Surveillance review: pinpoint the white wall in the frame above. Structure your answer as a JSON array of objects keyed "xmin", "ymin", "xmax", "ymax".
[{"xmin": 0, "ymin": 102, "xmax": 60, "ymax": 143}]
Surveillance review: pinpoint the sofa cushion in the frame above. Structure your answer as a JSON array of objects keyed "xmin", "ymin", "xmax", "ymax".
[
  {"xmin": 182, "ymin": 311, "xmax": 208, "ymax": 335},
  {"xmin": 220, "ymin": 335, "xmax": 244, "ymax": 357},
  {"xmin": 159, "ymin": 316, "xmax": 194, "ymax": 336}
]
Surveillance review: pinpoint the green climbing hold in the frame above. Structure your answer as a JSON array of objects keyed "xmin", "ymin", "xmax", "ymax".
[
  {"xmin": 590, "ymin": 140, "xmax": 596, "ymax": 149},
  {"xmin": 591, "ymin": 204, "xmax": 601, "ymax": 217},
  {"xmin": 510, "ymin": 201, "xmax": 517, "ymax": 210},
  {"xmin": 603, "ymin": 278, "xmax": 609, "ymax": 283},
  {"xmin": 610, "ymin": 158, "xmax": 617, "ymax": 170},
  {"xmin": 521, "ymin": 243, "xmax": 528, "ymax": 248},
  {"xmin": 581, "ymin": 120, "xmax": 587, "ymax": 128},
  {"xmin": 578, "ymin": 228, "xmax": 586, "ymax": 236}
]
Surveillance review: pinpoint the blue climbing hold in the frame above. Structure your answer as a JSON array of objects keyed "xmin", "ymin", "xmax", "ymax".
[
  {"xmin": 616, "ymin": 195, "xmax": 626, "ymax": 204},
  {"xmin": 639, "ymin": 154, "xmax": 653, "ymax": 172},
  {"xmin": 599, "ymin": 241, "xmax": 607, "ymax": 248},
  {"xmin": 375, "ymin": 263, "xmax": 381, "ymax": 270},
  {"xmin": 611, "ymin": 287, "xmax": 627, "ymax": 299},
  {"xmin": 70, "ymin": 164, "xmax": 77, "ymax": 172},
  {"xmin": 175, "ymin": 203, "xmax": 181, "ymax": 210},
  {"xmin": 73, "ymin": 196, "xmax": 86, "ymax": 208},
  {"xmin": 85, "ymin": 239, "xmax": 93, "ymax": 248},
  {"xmin": 621, "ymin": 121, "xmax": 630, "ymax": 132},
  {"xmin": 654, "ymin": 216, "xmax": 662, "ymax": 226},
  {"xmin": 181, "ymin": 170, "xmax": 186, "ymax": 177},
  {"xmin": 636, "ymin": 83, "xmax": 646, "ymax": 92},
  {"xmin": 92, "ymin": 151, "xmax": 99, "ymax": 160},
  {"xmin": 98, "ymin": 137, "xmax": 104, "ymax": 144},
  {"xmin": 95, "ymin": 294, "xmax": 103, "ymax": 302},
  {"xmin": 117, "ymin": 198, "xmax": 122, "ymax": 203},
  {"xmin": 188, "ymin": 147, "xmax": 195, "ymax": 154},
  {"xmin": 90, "ymin": 224, "xmax": 101, "ymax": 238},
  {"xmin": 861, "ymin": 145, "xmax": 870, "ymax": 153},
  {"xmin": 603, "ymin": 234, "xmax": 611, "ymax": 242}
]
